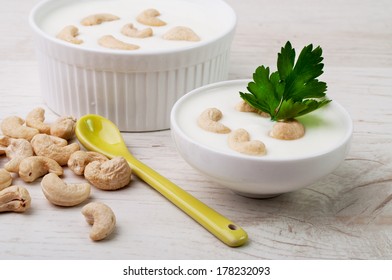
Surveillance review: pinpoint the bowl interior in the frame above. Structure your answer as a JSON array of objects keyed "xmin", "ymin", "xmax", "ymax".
[
  {"xmin": 29, "ymin": 0, "xmax": 237, "ymax": 54},
  {"xmin": 171, "ymin": 79, "xmax": 353, "ymax": 162}
]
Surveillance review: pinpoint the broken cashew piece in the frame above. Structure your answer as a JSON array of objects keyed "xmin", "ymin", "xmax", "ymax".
[
  {"xmin": 228, "ymin": 128, "xmax": 266, "ymax": 156},
  {"xmin": 235, "ymin": 100, "xmax": 270, "ymax": 118},
  {"xmin": 18, "ymin": 156, "xmax": 63, "ymax": 183},
  {"xmin": 84, "ymin": 157, "xmax": 132, "ymax": 190},
  {"xmin": 1, "ymin": 116, "xmax": 39, "ymax": 141},
  {"xmin": 3, "ymin": 138, "xmax": 34, "ymax": 173},
  {"xmin": 270, "ymin": 119, "xmax": 305, "ymax": 140},
  {"xmin": 68, "ymin": 150, "xmax": 108, "ymax": 175},
  {"xmin": 82, "ymin": 202, "xmax": 116, "ymax": 241},
  {"xmin": 41, "ymin": 173, "xmax": 91, "ymax": 207},
  {"xmin": 98, "ymin": 35, "xmax": 140, "ymax": 51},
  {"xmin": 81, "ymin": 13, "xmax": 120, "ymax": 26},
  {"xmin": 50, "ymin": 116, "xmax": 77, "ymax": 140},
  {"xmin": 0, "ymin": 185, "xmax": 31, "ymax": 213},
  {"xmin": 56, "ymin": 25, "xmax": 83, "ymax": 45},
  {"xmin": 25, "ymin": 107, "xmax": 51, "ymax": 135},
  {"xmin": 0, "ymin": 169, "xmax": 12, "ymax": 191},
  {"xmin": 163, "ymin": 26, "xmax": 200, "ymax": 42},
  {"xmin": 136, "ymin": 8, "xmax": 166, "ymax": 26},
  {"xmin": 31, "ymin": 134, "xmax": 80, "ymax": 166},
  {"xmin": 197, "ymin": 108, "xmax": 231, "ymax": 134},
  {"xmin": 121, "ymin": 23, "xmax": 153, "ymax": 38}
]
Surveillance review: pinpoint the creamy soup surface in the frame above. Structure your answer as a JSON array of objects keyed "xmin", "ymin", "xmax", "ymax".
[
  {"xmin": 176, "ymin": 81, "xmax": 349, "ymax": 159},
  {"xmin": 39, "ymin": 0, "xmax": 227, "ymax": 51}
]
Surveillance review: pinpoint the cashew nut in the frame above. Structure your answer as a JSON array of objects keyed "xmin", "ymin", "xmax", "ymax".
[
  {"xmin": 0, "ymin": 169, "xmax": 12, "ymax": 191},
  {"xmin": 68, "ymin": 151, "xmax": 108, "ymax": 175},
  {"xmin": 41, "ymin": 173, "xmax": 91, "ymax": 207},
  {"xmin": 228, "ymin": 128, "xmax": 266, "ymax": 156},
  {"xmin": 136, "ymin": 8, "xmax": 166, "ymax": 26},
  {"xmin": 98, "ymin": 35, "xmax": 140, "ymax": 51},
  {"xmin": 31, "ymin": 134, "xmax": 80, "ymax": 166},
  {"xmin": 3, "ymin": 138, "xmax": 34, "ymax": 173},
  {"xmin": 162, "ymin": 26, "xmax": 200, "ymax": 42},
  {"xmin": 25, "ymin": 107, "xmax": 51, "ymax": 134},
  {"xmin": 0, "ymin": 135, "xmax": 7, "ymax": 155},
  {"xmin": 81, "ymin": 13, "xmax": 120, "ymax": 26},
  {"xmin": 50, "ymin": 116, "xmax": 77, "ymax": 140},
  {"xmin": 84, "ymin": 157, "xmax": 132, "ymax": 190},
  {"xmin": 18, "ymin": 156, "xmax": 63, "ymax": 183},
  {"xmin": 81, "ymin": 202, "xmax": 116, "ymax": 241},
  {"xmin": 121, "ymin": 23, "xmax": 153, "ymax": 38},
  {"xmin": 235, "ymin": 100, "xmax": 270, "ymax": 118},
  {"xmin": 1, "ymin": 116, "xmax": 39, "ymax": 141},
  {"xmin": 56, "ymin": 25, "xmax": 83, "ymax": 45},
  {"xmin": 0, "ymin": 185, "xmax": 31, "ymax": 213},
  {"xmin": 42, "ymin": 134, "xmax": 68, "ymax": 147},
  {"xmin": 197, "ymin": 108, "xmax": 231, "ymax": 134},
  {"xmin": 270, "ymin": 119, "xmax": 305, "ymax": 140}
]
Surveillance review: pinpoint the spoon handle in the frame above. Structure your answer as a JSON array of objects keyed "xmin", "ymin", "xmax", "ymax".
[{"xmin": 124, "ymin": 154, "xmax": 248, "ymax": 247}]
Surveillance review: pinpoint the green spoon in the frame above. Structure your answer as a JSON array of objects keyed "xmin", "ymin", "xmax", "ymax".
[{"xmin": 75, "ymin": 114, "xmax": 248, "ymax": 247}]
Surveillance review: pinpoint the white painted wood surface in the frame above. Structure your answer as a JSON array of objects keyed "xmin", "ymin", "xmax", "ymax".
[{"xmin": 1, "ymin": 0, "xmax": 392, "ymax": 259}]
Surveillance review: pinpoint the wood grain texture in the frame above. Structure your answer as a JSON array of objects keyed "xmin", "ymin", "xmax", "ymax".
[{"xmin": 0, "ymin": 0, "xmax": 392, "ymax": 259}]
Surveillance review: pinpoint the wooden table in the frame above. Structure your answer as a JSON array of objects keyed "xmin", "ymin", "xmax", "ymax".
[{"xmin": 1, "ymin": 0, "xmax": 392, "ymax": 259}]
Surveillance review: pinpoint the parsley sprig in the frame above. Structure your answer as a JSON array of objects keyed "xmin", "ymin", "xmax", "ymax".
[{"xmin": 239, "ymin": 41, "xmax": 331, "ymax": 121}]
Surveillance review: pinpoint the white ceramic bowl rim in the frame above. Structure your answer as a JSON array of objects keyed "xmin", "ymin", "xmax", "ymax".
[
  {"xmin": 170, "ymin": 79, "xmax": 354, "ymax": 163},
  {"xmin": 29, "ymin": 0, "xmax": 237, "ymax": 57}
]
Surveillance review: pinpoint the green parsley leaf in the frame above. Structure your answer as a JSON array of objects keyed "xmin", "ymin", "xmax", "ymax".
[{"xmin": 240, "ymin": 41, "xmax": 331, "ymax": 121}]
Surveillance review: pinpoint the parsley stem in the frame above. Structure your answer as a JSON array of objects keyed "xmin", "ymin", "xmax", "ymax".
[{"xmin": 274, "ymin": 96, "xmax": 284, "ymax": 117}]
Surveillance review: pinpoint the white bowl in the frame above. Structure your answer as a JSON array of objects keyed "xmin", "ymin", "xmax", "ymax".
[
  {"xmin": 170, "ymin": 80, "xmax": 353, "ymax": 198},
  {"xmin": 29, "ymin": 0, "xmax": 236, "ymax": 131}
]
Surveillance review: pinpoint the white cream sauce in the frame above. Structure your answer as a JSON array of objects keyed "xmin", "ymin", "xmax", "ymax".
[
  {"xmin": 176, "ymin": 82, "xmax": 349, "ymax": 159},
  {"xmin": 39, "ymin": 0, "xmax": 227, "ymax": 51}
]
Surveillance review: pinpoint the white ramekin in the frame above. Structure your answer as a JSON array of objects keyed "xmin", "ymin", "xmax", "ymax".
[{"xmin": 29, "ymin": 0, "xmax": 236, "ymax": 131}]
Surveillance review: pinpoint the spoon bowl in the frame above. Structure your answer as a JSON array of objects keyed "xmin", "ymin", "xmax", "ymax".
[{"xmin": 76, "ymin": 114, "xmax": 248, "ymax": 247}]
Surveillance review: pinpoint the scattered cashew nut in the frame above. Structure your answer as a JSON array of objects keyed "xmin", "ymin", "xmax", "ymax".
[
  {"xmin": 0, "ymin": 185, "xmax": 31, "ymax": 213},
  {"xmin": 68, "ymin": 150, "xmax": 108, "ymax": 175},
  {"xmin": 41, "ymin": 173, "xmax": 91, "ymax": 207},
  {"xmin": 82, "ymin": 202, "xmax": 116, "ymax": 241},
  {"xmin": 56, "ymin": 25, "xmax": 83, "ymax": 45},
  {"xmin": 81, "ymin": 13, "xmax": 120, "ymax": 26},
  {"xmin": 98, "ymin": 35, "xmax": 140, "ymax": 51},
  {"xmin": 121, "ymin": 23, "xmax": 153, "ymax": 38},
  {"xmin": 228, "ymin": 128, "xmax": 266, "ymax": 156},
  {"xmin": 50, "ymin": 116, "xmax": 77, "ymax": 140},
  {"xmin": 270, "ymin": 119, "xmax": 305, "ymax": 140},
  {"xmin": 0, "ymin": 169, "xmax": 12, "ymax": 191},
  {"xmin": 1, "ymin": 116, "xmax": 39, "ymax": 141},
  {"xmin": 235, "ymin": 100, "xmax": 270, "ymax": 118},
  {"xmin": 3, "ymin": 138, "xmax": 34, "ymax": 173},
  {"xmin": 197, "ymin": 108, "xmax": 231, "ymax": 134},
  {"xmin": 25, "ymin": 107, "xmax": 51, "ymax": 134},
  {"xmin": 162, "ymin": 26, "xmax": 200, "ymax": 42},
  {"xmin": 84, "ymin": 157, "xmax": 132, "ymax": 190},
  {"xmin": 18, "ymin": 156, "xmax": 63, "ymax": 183},
  {"xmin": 136, "ymin": 8, "xmax": 166, "ymax": 26},
  {"xmin": 31, "ymin": 134, "xmax": 80, "ymax": 166},
  {"xmin": 0, "ymin": 136, "xmax": 7, "ymax": 155}
]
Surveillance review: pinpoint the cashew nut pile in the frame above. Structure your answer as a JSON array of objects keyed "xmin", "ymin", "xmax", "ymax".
[
  {"xmin": 0, "ymin": 107, "xmax": 133, "ymax": 241},
  {"xmin": 56, "ymin": 8, "xmax": 201, "ymax": 50},
  {"xmin": 198, "ymin": 103, "xmax": 307, "ymax": 156}
]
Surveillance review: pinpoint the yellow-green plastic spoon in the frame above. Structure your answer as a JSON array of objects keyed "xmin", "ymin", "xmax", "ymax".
[{"xmin": 75, "ymin": 114, "xmax": 248, "ymax": 247}]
